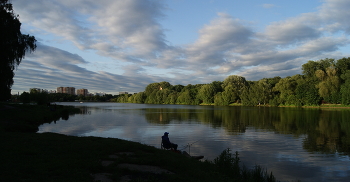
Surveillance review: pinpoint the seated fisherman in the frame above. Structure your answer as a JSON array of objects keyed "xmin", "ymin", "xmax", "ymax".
[{"xmin": 161, "ymin": 132, "xmax": 178, "ymax": 150}]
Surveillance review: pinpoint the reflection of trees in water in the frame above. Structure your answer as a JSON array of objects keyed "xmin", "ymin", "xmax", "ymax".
[
  {"xmin": 301, "ymin": 109, "xmax": 350, "ymax": 155},
  {"xmin": 52, "ymin": 109, "xmax": 76, "ymax": 121},
  {"xmin": 144, "ymin": 106, "xmax": 350, "ymax": 155},
  {"xmin": 145, "ymin": 108, "xmax": 198, "ymax": 124},
  {"xmin": 76, "ymin": 106, "xmax": 91, "ymax": 115}
]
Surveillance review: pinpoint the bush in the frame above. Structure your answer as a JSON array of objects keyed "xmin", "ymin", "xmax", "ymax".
[{"xmin": 211, "ymin": 148, "xmax": 278, "ymax": 182}]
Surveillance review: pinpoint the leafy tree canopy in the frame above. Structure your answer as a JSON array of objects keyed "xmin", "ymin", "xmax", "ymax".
[{"xmin": 0, "ymin": 0, "xmax": 37, "ymax": 101}]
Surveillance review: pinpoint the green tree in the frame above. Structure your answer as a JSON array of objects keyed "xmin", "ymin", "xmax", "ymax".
[
  {"xmin": 19, "ymin": 91, "xmax": 30, "ymax": 103},
  {"xmin": 302, "ymin": 59, "xmax": 334, "ymax": 78},
  {"xmin": 197, "ymin": 84, "xmax": 216, "ymax": 104},
  {"xmin": 176, "ymin": 90, "xmax": 192, "ymax": 104},
  {"xmin": 240, "ymin": 79, "xmax": 272, "ymax": 106},
  {"xmin": 273, "ymin": 76, "xmax": 298, "ymax": 105},
  {"xmin": 144, "ymin": 83, "xmax": 160, "ymax": 96},
  {"xmin": 336, "ymin": 58, "xmax": 350, "ymax": 104},
  {"xmin": 256, "ymin": 78, "xmax": 273, "ymax": 105},
  {"xmin": 144, "ymin": 81, "xmax": 172, "ymax": 104},
  {"xmin": 214, "ymin": 92, "xmax": 226, "ymax": 106},
  {"xmin": 316, "ymin": 66, "xmax": 340, "ymax": 103},
  {"xmin": 335, "ymin": 57, "xmax": 350, "ymax": 78},
  {"xmin": 156, "ymin": 89, "xmax": 172, "ymax": 104},
  {"xmin": 133, "ymin": 92, "xmax": 146, "ymax": 103},
  {"xmin": 171, "ymin": 84, "xmax": 184, "ymax": 92},
  {"xmin": 340, "ymin": 82, "xmax": 350, "ymax": 105},
  {"xmin": 0, "ymin": 0, "xmax": 37, "ymax": 101},
  {"xmin": 222, "ymin": 75, "xmax": 247, "ymax": 102},
  {"xmin": 295, "ymin": 77, "xmax": 321, "ymax": 106},
  {"xmin": 145, "ymin": 90, "xmax": 158, "ymax": 104},
  {"xmin": 117, "ymin": 94, "xmax": 129, "ymax": 103},
  {"xmin": 211, "ymin": 81, "xmax": 223, "ymax": 93},
  {"xmin": 340, "ymin": 70, "xmax": 350, "ymax": 105},
  {"xmin": 165, "ymin": 91, "xmax": 178, "ymax": 104},
  {"xmin": 176, "ymin": 84, "xmax": 201, "ymax": 105},
  {"xmin": 221, "ymin": 85, "xmax": 237, "ymax": 104},
  {"xmin": 240, "ymin": 83, "xmax": 256, "ymax": 106}
]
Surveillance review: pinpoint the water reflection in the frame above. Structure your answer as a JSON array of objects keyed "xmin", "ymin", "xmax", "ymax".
[
  {"xmin": 143, "ymin": 106, "xmax": 350, "ymax": 156},
  {"xmin": 38, "ymin": 103, "xmax": 350, "ymax": 182}
]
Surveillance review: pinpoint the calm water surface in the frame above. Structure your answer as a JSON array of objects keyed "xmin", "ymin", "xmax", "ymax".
[{"xmin": 38, "ymin": 102, "xmax": 350, "ymax": 182}]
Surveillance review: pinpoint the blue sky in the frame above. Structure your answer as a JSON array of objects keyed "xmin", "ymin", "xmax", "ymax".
[{"xmin": 11, "ymin": 0, "xmax": 350, "ymax": 94}]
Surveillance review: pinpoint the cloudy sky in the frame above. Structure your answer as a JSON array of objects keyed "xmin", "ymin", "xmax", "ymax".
[{"xmin": 11, "ymin": 0, "xmax": 350, "ymax": 94}]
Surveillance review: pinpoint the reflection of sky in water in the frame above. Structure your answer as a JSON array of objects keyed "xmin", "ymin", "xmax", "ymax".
[{"xmin": 38, "ymin": 102, "xmax": 350, "ymax": 182}]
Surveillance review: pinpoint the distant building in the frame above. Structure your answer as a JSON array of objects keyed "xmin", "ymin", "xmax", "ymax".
[
  {"xmin": 57, "ymin": 87, "xmax": 75, "ymax": 95},
  {"xmin": 57, "ymin": 87, "xmax": 63, "ymax": 93},
  {"xmin": 119, "ymin": 92, "xmax": 128, "ymax": 95},
  {"xmin": 77, "ymin": 89, "xmax": 88, "ymax": 96}
]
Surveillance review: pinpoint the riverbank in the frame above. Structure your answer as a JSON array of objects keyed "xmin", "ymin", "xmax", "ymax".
[
  {"xmin": 0, "ymin": 103, "xmax": 281, "ymax": 182},
  {"xmin": 199, "ymin": 102, "xmax": 350, "ymax": 109},
  {"xmin": 1, "ymin": 131, "xmax": 226, "ymax": 181}
]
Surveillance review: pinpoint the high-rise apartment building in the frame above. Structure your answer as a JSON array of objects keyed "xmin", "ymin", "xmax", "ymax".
[
  {"xmin": 77, "ymin": 88, "xmax": 88, "ymax": 96},
  {"xmin": 57, "ymin": 87, "xmax": 75, "ymax": 95},
  {"xmin": 57, "ymin": 87, "xmax": 63, "ymax": 93}
]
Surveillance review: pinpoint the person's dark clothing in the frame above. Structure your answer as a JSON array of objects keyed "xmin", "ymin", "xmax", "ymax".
[{"xmin": 162, "ymin": 135, "xmax": 178, "ymax": 150}]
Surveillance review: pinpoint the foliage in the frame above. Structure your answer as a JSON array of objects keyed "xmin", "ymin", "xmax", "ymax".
[
  {"xmin": 214, "ymin": 92, "xmax": 228, "ymax": 106},
  {"xmin": 197, "ymin": 84, "xmax": 216, "ymax": 104},
  {"xmin": 17, "ymin": 92, "xmax": 117, "ymax": 103},
  {"xmin": 273, "ymin": 76, "xmax": 298, "ymax": 105},
  {"xmin": 0, "ymin": 0, "xmax": 37, "ymax": 101},
  {"xmin": 315, "ymin": 66, "xmax": 340, "ymax": 103},
  {"xmin": 241, "ymin": 79, "xmax": 273, "ymax": 106},
  {"xmin": 222, "ymin": 84, "xmax": 238, "ymax": 104},
  {"xmin": 222, "ymin": 75, "xmax": 248, "ymax": 101},
  {"xmin": 211, "ymin": 148, "xmax": 277, "ymax": 182},
  {"xmin": 104, "ymin": 57, "xmax": 350, "ymax": 107}
]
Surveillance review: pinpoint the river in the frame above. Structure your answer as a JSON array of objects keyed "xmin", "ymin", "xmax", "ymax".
[{"xmin": 38, "ymin": 102, "xmax": 350, "ymax": 182}]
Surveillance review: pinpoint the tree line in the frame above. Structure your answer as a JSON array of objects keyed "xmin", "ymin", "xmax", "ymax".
[
  {"xmin": 15, "ymin": 91, "xmax": 115, "ymax": 104},
  {"xmin": 114, "ymin": 57, "xmax": 350, "ymax": 106}
]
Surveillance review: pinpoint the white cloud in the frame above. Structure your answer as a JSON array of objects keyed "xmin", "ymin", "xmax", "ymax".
[
  {"xmin": 318, "ymin": 0, "xmax": 350, "ymax": 33},
  {"xmin": 264, "ymin": 20, "xmax": 321, "ymax": 44},
  {"xmin": 10, "ymin": 0, "xmax": 350, "ymax": 93}
]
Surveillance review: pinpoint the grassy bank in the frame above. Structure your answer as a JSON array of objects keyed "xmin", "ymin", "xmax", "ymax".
[
  {"xmin": 1, "ymin": 132, "xmax": 224, "ymax": 181},
  {"xmin": 1, "ymin": 103, "xmax": 280, "ymax": 182}
]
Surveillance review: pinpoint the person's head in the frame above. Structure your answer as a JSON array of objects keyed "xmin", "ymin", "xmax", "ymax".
[{"xmin": 164, "ymin": 132, "xmax": 169, "ymax": 136}]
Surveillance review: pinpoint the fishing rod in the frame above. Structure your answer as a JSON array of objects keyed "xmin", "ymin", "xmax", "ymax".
[{"xmin": 180, "ymin": 139, "xmax": 203, "ymax": 155}]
